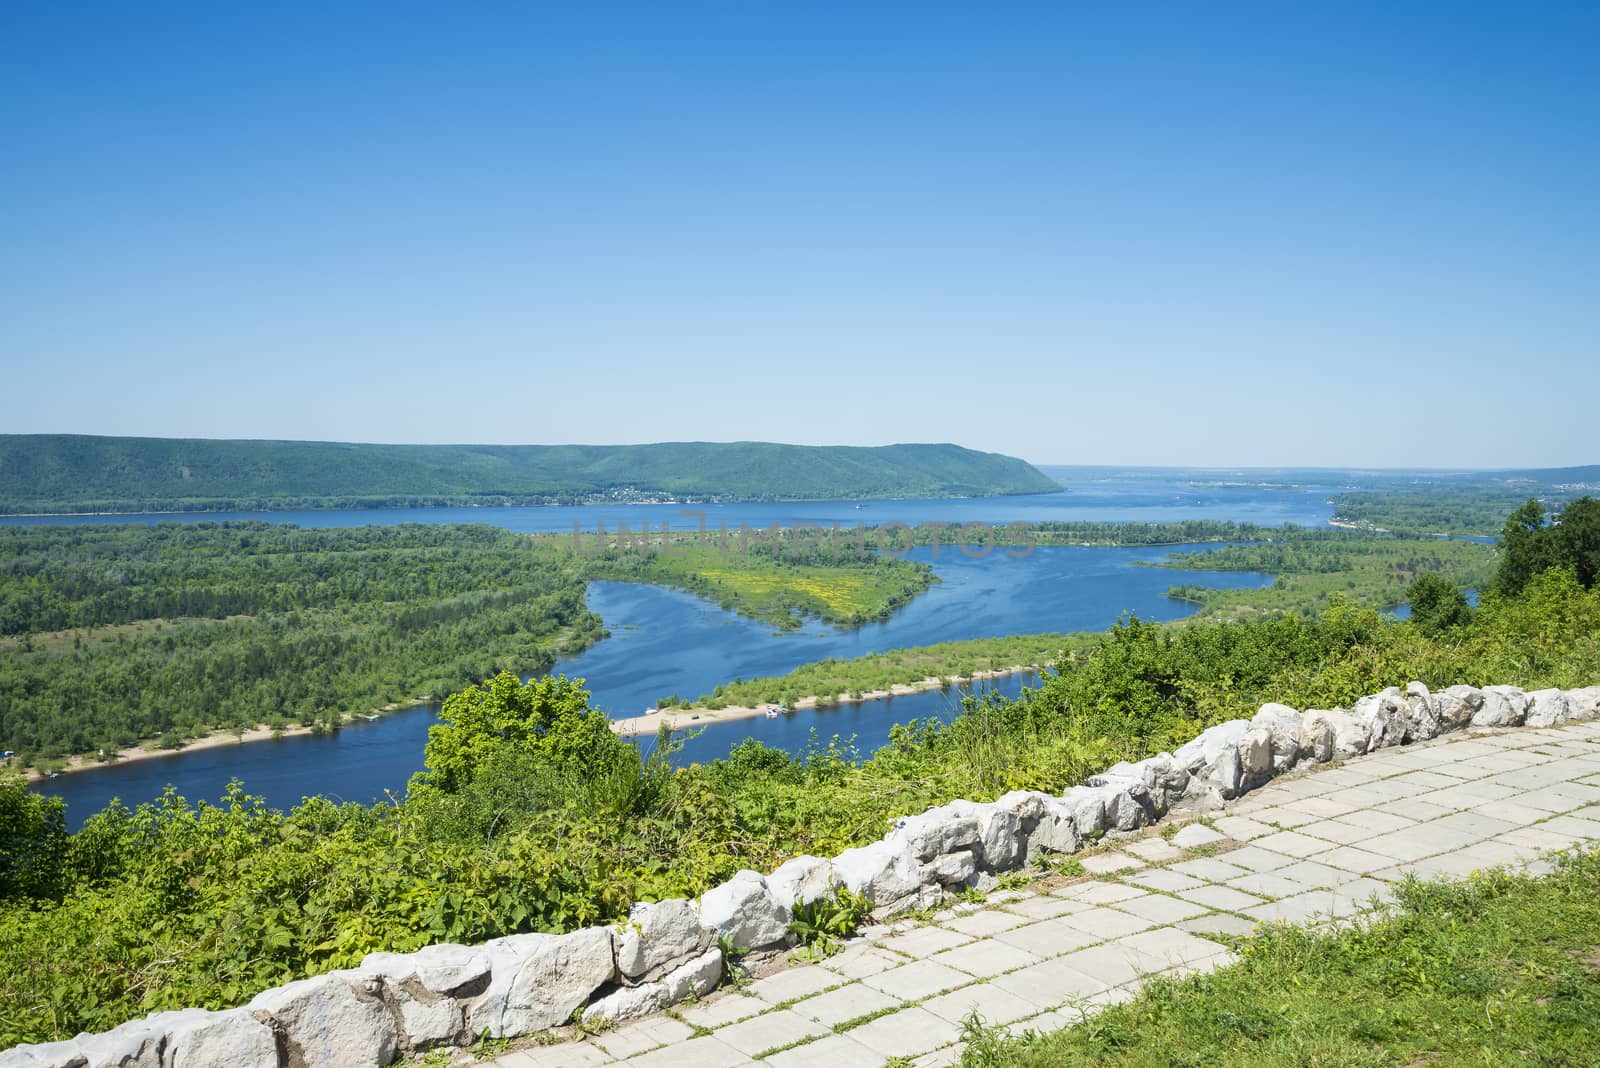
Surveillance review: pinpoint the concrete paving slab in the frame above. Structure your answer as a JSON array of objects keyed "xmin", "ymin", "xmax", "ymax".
[
  {"xmin": 995, "ymin": 916, "xmax": 1107, "ymax": 956},
  {"xmin": 788, "ymin": 982, "xmax": 903, "ymax": 1028},
  {"xmin": 712, "ymin": 1008, "xmax": 830, "ymax": 1057},
  {"xmin": 862, "ymin": 959, "xmax": 974, "ymax": 1002},
  {"xmin": 921, "ymin": 982, "xmax": 1042, "ymax": 1026},
  {"xmin": 935, "ymin": 937, "xmax": 1042, "ymax": 978},
  {"xmin": 1179, "ymin": 884, "xmax": 1265, "ymax": 912},
  {"xmin": 845, "ymin": 1006, "xmax": 964, "ymax": 1060}
]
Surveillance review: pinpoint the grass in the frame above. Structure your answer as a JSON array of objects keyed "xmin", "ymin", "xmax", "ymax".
[
  {"xmin": 677, "ymin": 632, "xmax": 1087, "ymax": 709},
  {"xmin": 574, "ymin": 537, "xmax": 936, "ymax": 630},
  {"xmin": 960, "ymin": 849, "xmax": 1600, "ymax": 1067}
]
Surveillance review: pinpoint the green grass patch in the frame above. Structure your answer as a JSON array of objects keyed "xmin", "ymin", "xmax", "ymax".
[
  {"xmin": 678, "ymin": 632, "xmax": 1085, "ymax": 709},
  {"xmin": 573, "ymin": 532, "xmax": 936, "ymax": 630},
  {"xmin": 962, "ymin": 850, "xmax": 1600, "ymax": 1067}
]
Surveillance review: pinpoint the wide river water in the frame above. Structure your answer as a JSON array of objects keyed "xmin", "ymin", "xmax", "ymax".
[{"xmin": 22, "ymin": 470, "xmax": 1341, "ymax": 825}]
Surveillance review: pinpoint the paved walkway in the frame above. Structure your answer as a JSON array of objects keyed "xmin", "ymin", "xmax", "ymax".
[{"xmin": 486, "ymin": 720, "xmax": 1600, "ymax": 1068}]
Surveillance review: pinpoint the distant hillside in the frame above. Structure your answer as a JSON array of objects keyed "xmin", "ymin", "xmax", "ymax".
[{"xmin": 0, "ymin": 435, "xmax": 1061, "ymax": 514}]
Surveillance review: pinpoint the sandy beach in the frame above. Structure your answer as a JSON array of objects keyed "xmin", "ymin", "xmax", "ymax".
[
  {"xmin": 19, "ymin": 700, "xmax": 427, "ymax": 782},
  {"xmin": 609, "ymin": 664, "xmax": 1047, "ymax": 737}
]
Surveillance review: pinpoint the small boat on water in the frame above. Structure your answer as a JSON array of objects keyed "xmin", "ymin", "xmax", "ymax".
[{"xmin": 764, "ymin": 705, "xmax": 780, "ymax": 718}]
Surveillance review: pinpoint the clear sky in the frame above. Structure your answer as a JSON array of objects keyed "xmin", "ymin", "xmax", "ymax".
[{"xmin": 2, "ymin": 2, "xmax": 1596, "ymax": 469}]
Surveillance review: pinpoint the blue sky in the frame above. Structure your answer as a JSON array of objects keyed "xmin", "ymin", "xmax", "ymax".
[{"xmin": 3, "ymin": 2, "xmax": 1596, "ymax": 468}]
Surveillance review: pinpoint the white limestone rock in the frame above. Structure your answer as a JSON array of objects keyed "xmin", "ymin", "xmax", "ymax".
[
  {"xmin": 1402, "ymin": 682, "xmax": 1443, "ymax": 742},
  {"xmin": 1061, "ymin": 786, "xmax": 1106, "ymax": 838},
  {"xmin": 468, "ymin": 928, "xmax": 617, "ymax": 1038},
  {"xmin": 766, "ymin": 856, "xmax": 841, "ymax": 909},
  {"xmin": 359, "ymin": 943, "xmax": 490, "ymax": 999},
  {"xmin": 661, "ymin": 947, "xmax": 722, "ymax": 1003},
  {"xmin": 1525, "ymin": 689, "xmax": 1572, "ymax": 728},
  {"xmin": 1298, "ymin": 712, "xmax": 1333, "ymax": 763},
  {"xmin": 697, "ymin": 871, "xmax": 792, "ymax": 951},
  {"xmin": 583, "ymin": 981, "xmax": 666, "ymax": 1024},
  {"xmin": 77, "ymin": 1010, "xmax": 208, "ymax": 1068},
  {"xmin": 1354, "ymin": 688, "xmax": 1406, "ymax": 751},
  {"xmin": 1173, "ymin": 719, "xmax": 1251, "ymax": 798},
  {"xmin": 1252, "ymin": 703, "xmax": 1305, "ymax": 773},
  {"xmin": 1208, "ymin": 745, "xmax": 1244, "ymax": 799},
  {"xmin": 922, "ymin": 849, "xmax": 978, "ymax": 885},
  {"xmin": 1436, "ymin": 685, "xmax": 1484, "ymax": 731},
  {"xmin": 992, "ymin": 790, "xmax": 1049, "ymax": 823},
  {"xmin": 1238, "ymin": 727, "xmax": 1274, "ymax": 789},
  {"xmin": 1139, "ymin": 755, "xmax": 1191, "ymax": 811},
  {"xmin": 357, "ymin": 943, "xmax": 489, "ymax": 1049},
  {"xmin": 249, "ymin": 971, "xmax": 397, "ymax": 1068},
  {"xmin": 1024, "ymin": 796, "xmax": 1080, "ymax": 858},
  {"xmin": 0, "ymin": 1041, "xmax": 88, "ymax": 1068},
  {"xmin": 1476, "ymin": 686, "xmax": 1531, "ymax": 728},
  {"xmin": 1088, "ymin": 782, "xmax": 1149, "ymax": 832},
  {"xmin": 990, "ymin": 790, "xmax": 1068, "ymax": 859},
  {"xmin": 614, "ymin": 899, "xmax": 708, "ymax": 981},
  {"xmin": 1172, "ymin": 719, "xmax": 1250, "ymax": 774},
  {"xmin": 165, "ymin": 1008, "xmax": 280, "ymax": 1068},
  {"xmin": 885, "ymin": 812, "xmax": 981, "ymax": 862},
  {"xmin": 936, "ymin": 801, "xmax": 1025, "ymax": 871},
  {"xmin": 1303, "ymin": 709, "xmax": 1370, "ymax": 761},
  {"xmin": 1088, "ymin": 761, "xmax": 1156, "ymax": 813},
  {"xmin": 1565, "ymin": 686, "xmax": 1600, "ymax": 721},
  {"xmin": 832, "ymin": 840, "xmax": 922, "ymax": 912},
  {"xmin": 505, "ymin": 927, "xmax": 616, "ymax": 1036}
]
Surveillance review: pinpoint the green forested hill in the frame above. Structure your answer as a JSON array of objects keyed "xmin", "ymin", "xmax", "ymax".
[{"xmin": 0, "ymin": 435, "xmax": 1060, "ymax": 513}]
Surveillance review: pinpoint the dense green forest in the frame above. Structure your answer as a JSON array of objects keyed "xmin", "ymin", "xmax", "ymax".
[
  {"xmin": 0, "ymin": 522, "xmax": 941, "ymax": 761},
  {"xmin": 0, "ymin": 436, "xmax": 1060, "ymax": 513},
  {"xmin": 1153, "ymin": 527, "xmax": 1498, "ymax": 618},
  {"xmin": 0, "ymin": 524, "xmax": 602, "ymax": 761},
  {"xmin": 1329, "ymin": 467, "xmax": 1598, "ymax": 536},
  {"xmin": 1, "ymin": 502, "xmax": 1597, "ymax": 1046}
]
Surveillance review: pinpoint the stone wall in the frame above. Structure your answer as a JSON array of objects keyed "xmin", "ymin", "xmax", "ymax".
[{"xmin": 5, "ymin": 682, "xmax": 1597, "ymax": 1068}]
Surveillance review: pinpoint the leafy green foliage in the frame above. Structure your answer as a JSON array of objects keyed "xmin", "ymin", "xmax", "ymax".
[
  {"xmin": 1406, "ymin": 573, "xmax": 1473, "ymax": 636},
  {"xmin": 411, "ymin": 672, "xmax": 631, "ymax": 795},
  {"xmin": 963, "ymin": 849, "xmax": 1600, "ymax": 1066},
  {"xmin": 1153, "ymin": 527, "xmax": 1497, "ymax": 620},
  {"xmin": 0, "ymin": 523, "xmax": 601, "ymax": 759},
  {"xmin": 0, "ymin": 435, "xmax": 1060, "ymax": 514},
  {"xmin": 0, "ymin": 777, "xmax": 68, "ymax": 901},
  {"xmin": 1494, "ymin": 496, "xmax": 1600, "ymax": 597},
  {"xmin": 787, "ymin": 887, "xmax": 871, "ymax": 960}
]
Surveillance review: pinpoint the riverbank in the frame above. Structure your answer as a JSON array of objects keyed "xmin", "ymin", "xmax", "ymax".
[
  {"xmin": 19, "ymin": 699, "xmax": 429, "ymax": 782},
  {"xmin": 608, "ymin": 663, "xmax": 1046, "ymax": 737}
]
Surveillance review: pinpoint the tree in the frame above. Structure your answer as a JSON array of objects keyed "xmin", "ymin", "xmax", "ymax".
[
  {"xmin": 1406, "ymin": 573, "xmax": 1472, "ymax": 636},
  {"xmin": 411, "ymin": 671, "xmax": 630, "ymax": 795},
  {"xmin": 1555, "ymin": 496, "xmax": 1600, "ymax": 590},
  {"xmin": 1494, "ymin": 499, "xmax": 1556, "ymax": 596},
  {"xmin": 0, "ymin": 776, "xmax": 68, "ymax": 901},
  {"xmin": 1492, "ymin": 496, "xmax": 1600, "ymax": 596}
]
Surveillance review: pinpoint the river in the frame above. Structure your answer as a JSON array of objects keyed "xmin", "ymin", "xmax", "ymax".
[{"xmin": 25, "ymin": 470, "xmax": 1326, "ymax": 824}]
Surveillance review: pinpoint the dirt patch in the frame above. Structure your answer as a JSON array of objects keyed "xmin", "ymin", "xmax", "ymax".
[{"xmin": 1570, "ymin": 945, "xmax": 1600, "ymax": 972}]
